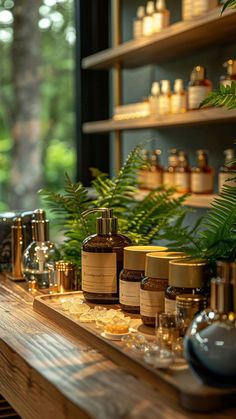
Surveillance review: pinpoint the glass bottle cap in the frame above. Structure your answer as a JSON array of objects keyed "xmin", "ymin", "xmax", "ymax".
[
  {"xmin": 191, "ymin": 65, "xmax": 206, "ymax": 81},
  {"xmin": 169, "ymin": 258, "xmax": 209, "ymax": 288},
  {"xmin": 123, "ymin": 245, "xmax": 167, "ymax": 271},
  {"xmin": 145, "ymin": 251, "xmax": 187, "ymax": 279}
]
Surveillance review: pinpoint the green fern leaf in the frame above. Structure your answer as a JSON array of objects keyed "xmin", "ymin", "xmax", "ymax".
[
  {"xmin": 222, "ymin": 0, "xmax": 236, "ymax": 13},
  {"xmin": 200, "ymin": 81, "xmax": 236, "ymax": 109}
]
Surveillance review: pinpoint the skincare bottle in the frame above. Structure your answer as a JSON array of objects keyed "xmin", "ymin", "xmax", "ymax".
[
  {"xmin": 22, "ymin": 217, "xmax": 58, "ymax": 289},
  {"xmin": 133, "ymin": 6, "xmax": 145, "ymax": 39},
  {"xmin": 146, "ymin": 149, "xmax": 163, "ymax": 190},
  {"xmin": 220, "ymin": 59, "xmax": 236, "ymax": 87},
  {"xmin": 193, "ymin": 0, "xmax": 218, "ymax": 17},
  {"xmin": 218, "ymin": 148, "xmax": 236, "ymax": 192},
  {"xmin": 159, "ymin": 80, "xmax": 171, "ymax": 115},
  {"xmin": 149, "ymin": 82, "xmax": 160, "ymax": 117},
  {"xmin": 11, "ymin": 217, "xmax": 25, "ymax": 279},
  {"xmin": 182, "ymin": 0, "xmax": 192, "ymax": 21},
  {"xmin": 175, "ymin": 151, "xmax": 191, "ymax": 193},
  {"xmin": 143, "ymin": 1, "xmax": 155, "ymax": 36},
  {"xmin": 81, "ymin": 208, "xmax": 131, "ymax": 304},
  {"xmin": 188, "ymin": 66, "xmax": 212, "ymax": 110},
  {"xmin": 171, "ymin": 79, "xmax": 187, "ymax": 114},
  {"xmin": 191, "ymin": 150, "xmax": 214, "ymax": 194},
  {"xmin": 138, "ymin": 149, "xmax": 150, "ymax": 189},
  {"xmin": 153, "ymin": 0, "xmax": 170, "ymax": 33},
  {"xmin": 163, "ymin": 148, "xmax": 178, "ymax": 187}
]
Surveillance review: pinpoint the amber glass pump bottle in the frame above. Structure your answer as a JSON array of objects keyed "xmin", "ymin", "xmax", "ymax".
[{"xmin": 81, "ymin": 208, "xmax": 131, "ymax": 304}]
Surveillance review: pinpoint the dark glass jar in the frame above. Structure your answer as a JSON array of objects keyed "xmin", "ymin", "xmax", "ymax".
[
  {"xmin": 165, "ymin": 258, "xmax": 210, "ymax": 315},
  {"xmin": 140, "ymin": 251, "xmax": 186, "ymax": 327},
  {"xmin": 119, "ymin": 245, "xmax": 167, "ymax": 313}
]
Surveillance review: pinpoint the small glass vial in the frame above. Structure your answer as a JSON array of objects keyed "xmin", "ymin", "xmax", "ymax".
[
  {"xmin": 171, "ymin": 79, "xmax": 187, "ymax": 114},
  {"xmin": 175, "ymin": 150, "xmax": 191, "ymax": 193},
  {"xmin": 188, "ymin": 66, "xmax": 212, "ymax": 110},
  {"xmin": 176, "ymin": 294, "xmax": 208, "ymax": 336},
  {"xmin": 142, "ymin": 1, "xmax": 155, "ymax": 36},
  {"xmin": 193, "ymin": 0, "xmax": 218, "ymax": 17},
  {"xmin": 163, "ymin": 148, "xmax": 179, "ymax": 187},
  {"xmin": 159, "ymin": 80, "xmax": 171, "ymax": 115},
  {"xmin": 153, "ymin": 0, "xmax": 170, "ymax": 33},
  {"xmin": 220, "ymin": 59, "xmax": 236, "ymax": 87},
  {"xmin": 140, "ymin": 251, "xmax": 186, "ymax": 327},
  {"xmin": 218, "ymin": 148, "xmax": 236, "ymax": 192},
  {"xmin": 165, "ymin": 258, "xmax": 210, "ymax": 315},
  {"xmin": 133, "ymin": 6, "xmax": 145, "ymax": 39},
  {"xmin": 138, "ymin": 149, "xmax": 150, "ymax": 190},
  {"xmin": 146, "ymin": 149, "xmax": 163, "ymax": 190},
  {"xmin": 191, "ymin": 149, "xmax": 214, "ymax": 194},
  {"xmin": 149, "ymin": 82, "xmax": 160, "ymax": 117},
  {"xmin": 119, "ymin": 245, "xmax": 167, "ymax": 313},
  {"xmin": 182, "ymin": 0, "xmax": 192, "ymax": 21}
]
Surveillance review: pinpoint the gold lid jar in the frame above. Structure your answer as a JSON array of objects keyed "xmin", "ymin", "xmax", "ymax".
[
  {"xmin": 169, "ymin": 258, "xmax": 209, "ymax": 288},
  {"xmin": 50, "ymin": 260, "xmax": 77, "ymax": 293},
  {"xmin": 145, "ymin": 251, "xmax": 187, "ymax": 279},
  {"xmin": 119, "ymin": 245, "xmax": 167, "ymax": 313}
]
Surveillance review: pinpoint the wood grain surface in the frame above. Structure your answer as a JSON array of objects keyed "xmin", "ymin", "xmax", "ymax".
[{"xmin": 0, "ymin": 275, "xmax": 236, "ymax": 419}]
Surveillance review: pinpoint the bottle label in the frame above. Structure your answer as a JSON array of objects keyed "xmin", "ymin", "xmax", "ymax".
[
  {"xmin": 220, "ymin": 80, "xmax": 233, "ymax": 88},
  {"xmin": 140, "ymin": 289, "xmax": 165, "ymax": 317},
  {"xmin": 171, "ymin": 94, "xmax": 187, "ymax": 114},
  {"xmin": 142, "ymin": 16, "xmax": 153, "ymax": 36},
  {"xmin": 182, "ymin": 0, "xmax": 192, "ymax": 20},
  {"xmin": 119, "ymin": 280, "xmax": 140, "ymax": 306},
  {"xmin": 175, "ymin": 172, "xmax": 190, "ymax": 192},
  {"xmin": 164, "ymin": 297, "xmax": 176, "ymax": 314},
  {"xmin": 163, "ymin": 172, "xmax": 175, "ymax": 187},
  {"xmin": 191, "ymin": 172, "xmax": 213, "ymax": 193},
  {"xmin": 188, "ymin": 86, "xmax": 210, "ymax": 110},
  {"xmin": 133, "ymin": 21, "xmax": 143, "ymax": 39},
  {"xmin": 82, "ymin": 251, "xmax": 117, "ymax": 293},
  {"xmin": 153, "ymin": 13, "xmax": 164, "ymax": 32},
  {"xmin": 145, "ymin": 171, "xmax": 163, "ymax": 190},
  {"xmin": 219, "ymin": 172, "xmax": 236, "ymax": 192},
  {"xmin": 159, "ymin": 96, "xmax": 171, "ymax": 115}
]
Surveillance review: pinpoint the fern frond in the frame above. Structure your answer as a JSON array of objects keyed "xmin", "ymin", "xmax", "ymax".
[
  {"xmin": 222, "ymin": 0, "xmax": 236, "ymax": 13},
  {"xmin": 200, "ymin": 82, "xmax": 236, "ymax": 110}
]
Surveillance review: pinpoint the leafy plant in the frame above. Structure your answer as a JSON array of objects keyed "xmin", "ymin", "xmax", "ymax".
[{"xmin": 222, "ymin": 0, "xmax": 236, "ymax": 13}]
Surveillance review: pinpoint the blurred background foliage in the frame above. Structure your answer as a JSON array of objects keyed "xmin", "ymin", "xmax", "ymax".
[{"xmin": 0, "ymin": 0, "xmax": 76, "ymax": 211}]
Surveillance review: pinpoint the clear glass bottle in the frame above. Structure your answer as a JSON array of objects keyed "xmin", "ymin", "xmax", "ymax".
[
  {"xmin": 220, "ymin": 59, "xmax": 236, "ymax": 87},
  {"xmin": 163, "ymin": 148, "xmax": 178, "ymax": 187},
  {"xmin": 175, "ymin": 150, "xmax": 191, "ymax": 193},
  {"xmin": 149, "ymin": 82, "xmax": 160, "ymax": 117},
  {"xmin": 188, "ymin": 65, "xmax": 212, "ymax": 110},
  {"xmin": 171, "ymin": 79, "xmax": 187, "ymax": 114},
  {"xmin": 191, "ymin": 149, "xmax": 214, "ymax": 194},
  {"xmin": 81, "ymin": 208, "xmax": 132, "ymax": 304},
  {"xmin": 142, "ymin": 1, "xmax": 155, "ymax": 36},
  {"xmin": 159, "ymin": 80, "xmax": 171, "ymax": 115},
  {"xmin": 165, "ymin": 258, "xmax": 210, "ymax": 315},
  {"xmin": 146, "ymin": 149, "xmax": 163, "ymax": 190},
  {"xmin": 22, "ymin": 218, "xmax": 58, "ymax": 289},
  {"xmin": 193, "ymin": 0, "xmax": 218, "ymax": 17},
  {"xmin": 119, "ymin": 245, "xmax": 167, "ymax": 313},
  {"xmin": 140, "ymin": 251, "xmax": 186, "ymax": 327},
  {"xmin": 152, "ymin": 0, "xmax": 170, "ymax": 33},
  {"xmin": 138, "ymin": 149, "xmax": 150, "ymax": 190},
  {"xmin": 133, "ymin": 6, "xmax": 145, "ymax": 39},
  {"xmin": 218, "ymin": 148, "xmax": 236, "ymax": 192}
]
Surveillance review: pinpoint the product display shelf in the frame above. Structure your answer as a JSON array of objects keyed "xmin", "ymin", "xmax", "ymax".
[
  {"xmin": 136, "ymin": 190, "xmax": 217, "ymax": 208},
  {"xmin": 82, "ymin": 7, "xmax": 236, "ymax": 70},
  {"xmin": 83, "ymin": 108, "xmax": 236, "ymax": 134},
  {"xmin": 33, "ymin": 291, "xmax": 236, "ymax": 413}
]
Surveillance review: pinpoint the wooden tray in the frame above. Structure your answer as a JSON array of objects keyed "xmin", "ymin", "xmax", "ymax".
[{"xmin": 33, "ymin": 292, "xmax": 236, "ymax": 412}]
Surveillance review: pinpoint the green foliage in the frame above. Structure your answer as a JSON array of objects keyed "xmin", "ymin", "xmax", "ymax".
[
  {"xmin": 201, "ymin": 82, "xmax": 236, "ymax": 110},
  {"xmin": 222, "ymin": 0, "xmax": 236, "ymax": 13}
]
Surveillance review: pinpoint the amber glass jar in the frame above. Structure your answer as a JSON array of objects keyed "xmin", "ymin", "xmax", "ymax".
[
  {"xmin": 176, "ymin": 294, "xmax": 208, "ymax": 336},
  {"xmin": 119, "ymin": 245, "xmax": 167, "ymax": 313},
  {"xmin": 140, "ymin": 251, "xmax": 186, "ymax": 327},
  {"xmin": 165, "ymin": 258, "xmax": 210, "ymax": 315}
]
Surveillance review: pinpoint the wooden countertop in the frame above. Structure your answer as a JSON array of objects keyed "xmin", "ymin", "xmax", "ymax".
[{"xmin": 0, "ymin": 275, "xmax": 235, "ymax": 419}]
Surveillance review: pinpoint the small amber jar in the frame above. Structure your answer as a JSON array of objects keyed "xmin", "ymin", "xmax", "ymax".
[
  {"xmin": 119, "ymin": 245, "xmax": 167, "ymax": 313},
  {"xmin": 165, "ymin": 258, "xmax": 210, "ymax": 315},
  {"xmin": 140, "ymin": 251, "xmax": 186, "ymax": 327},
  {"xmin": 176, "ymin": 294, "xmax": 208, "ymax": 336}
]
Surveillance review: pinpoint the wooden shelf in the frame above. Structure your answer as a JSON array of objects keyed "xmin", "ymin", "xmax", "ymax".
[
  {"xmin": 136, "ymin": 190, "xmax": 217, "ymax": 208},
  {"xmin": 82, "ymin": 7, "xmax": 236, "ymax": 70},
  {"xmin": 83, "ymin": 108, "xmax": 236, "ymax": 134}
]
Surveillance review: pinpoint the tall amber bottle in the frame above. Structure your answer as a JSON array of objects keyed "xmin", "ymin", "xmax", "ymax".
[
  {"xmin": 218, "ymin": 148, "xmax": 236, "ymax": 192},
  {"xmin": 188, "ymin": 66, "xmax": 212, "ymax": 110},
  {"xmin": 175, "ymin": 151, "xmax": 191, "ymax": 193},
  {"xmin": 220, "ymin": 59, "xmax": 236, "ymax": 87},
  {"xmin": 191, "ymin": 150, "xmax": 214, "ymax": 194},
  {"xmin": 81, "ymin": 208, "xmax": 131, "ymax": 304},
  {"xmin": 146, "ymin": 149, "xmax": 163, "ymax": 190}
]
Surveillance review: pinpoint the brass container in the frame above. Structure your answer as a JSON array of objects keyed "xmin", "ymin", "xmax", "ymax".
[{"xmin": 50, "ymin": 261, "xmax": 77, "ymax": 293}]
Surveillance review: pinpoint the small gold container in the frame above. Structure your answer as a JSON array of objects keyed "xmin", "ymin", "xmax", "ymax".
[
  {"xmin": 49, "ymin": 261, "xmax": 77, "ymax": 293},
  {"xmin": 176, "ymin": 294, "xmax": 208, "ymax": 335}
]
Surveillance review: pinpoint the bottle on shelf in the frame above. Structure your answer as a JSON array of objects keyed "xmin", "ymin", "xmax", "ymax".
[
  {"xmin": 159, "ymin": 80, "xmax": 171, "ymax": 115},
  {"xmin": 152, "ymin": 0, "xmax": 170, "ymax": 33},
  {"xmin": 142, "ymin": 1, "xmax": 155, "ymax": 36},
  {"xmin": 193, "ymin": 0, "xmax": 218, "ymax": 17},
  {"xmin": 149, "ymin": 82, "xmax": 160, "ymax": 117},
  {"xmin": 218, "ymin": 148, "xmax": 236, "ymax": 192},
  {"xmin": 163, "ymin": 148, "xmax": 179, "ymax": 187},
  {"xmin": 220, "ymin": 59, "xmax": 236, "ymax": 87},
  {"xmin": 175, "ymin": 151, "xmax": 191, "ymax": 193},
  {"xmin": 133, "ymin": 6, "xmax": 145, "ymax": 39},
  {"xmin": 146, "ymin": 149, "xmax": 163, "ymax": 190},
  {"xmin": 191, "ymin": 149, "xmax": 214, "ymax": 194},
  {"xmin": 171, "ymin": 79, "xmax": 187, "ymax": 114},
  {"xmin": 187, "ymin": 65, "xmax": 212, "ymax": 110},
  {"xmin": 81, "ymin": 208, "xmax": 131, "ymax": 304},
  {"xmin": 182, "ymin": 0, "xmax": 193, "ymax": 21},
  {"xmin": 138, "ymin": 149, "xmax": 150, "ymax": 189}
]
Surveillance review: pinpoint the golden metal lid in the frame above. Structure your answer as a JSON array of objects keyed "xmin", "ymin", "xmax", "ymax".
[
  {"xmin": 176, "ymin": 294, "xmax": 207, "ymax": 309},
  {"xmin": 54, "ymin": 260, "xmax": 75, "ymax": 271},
  {"xmin": 145, "ymin": 251, "xmax": 187, "ymax": 279},
  {"xmin": 123, "ymin": 246, "xmax": 167, "ymax": 271},
  {"xmin": 169, "ymin": 258, "xmax": 209, "ymax": 288}
]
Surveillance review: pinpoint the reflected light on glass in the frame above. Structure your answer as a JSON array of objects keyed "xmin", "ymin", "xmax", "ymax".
[
  {"xmin": 0, "ymin": 10, "xmax": 13, "ymax": 24},
  {"xmin": 38, "ymin": 18, "xmax": 51, "ymax": 30}
]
